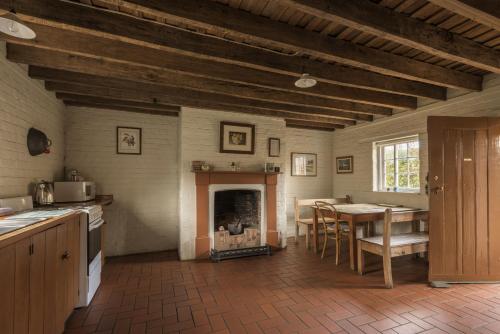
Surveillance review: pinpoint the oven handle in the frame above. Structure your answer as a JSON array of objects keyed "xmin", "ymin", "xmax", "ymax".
[{"xmin": 89, "ymin": 218, "xmax": 105, "ymax": 231}]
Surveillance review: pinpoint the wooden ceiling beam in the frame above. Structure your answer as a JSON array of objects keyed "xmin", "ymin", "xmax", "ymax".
[
  {"xmin": 31, "ymin": 67, "xmax": 369, "ymax": 123},
  {"xmin": 79, "ymin": 0, "xmax": 482, "ymax": 90},
  {"xmin": 0, "ymin": 0, "xmax": 458, "ymax": 94},
  {"xmin": 280, "ymin": 0, "xmax": 500, "ymax": 74},
  {"xmin": 285, "ymin": 119, "xmax": 340, "ymax": 130},
  {"xmin": 57, "ymin": 95, "xmax": 181, "ymax": 112},
  {"xmin": 50, "ymin": 81, "xmax": 364, "ymax": 124},
  {"xmin": 8, "ymin": 45, "xmax": 388, "ymax": 117},
  {"xmin": 5, "ymin": 24, "xmax": 417, "ymax": 110},
  {"xmin": 285, "ymin": 123, "xmax": 335, "ymax": 132},
  {"xmin": 64, "ymin": 101, "xmax": 179, "ymax": 117},
  {"xmin": 55, "ymin": 90, "xmax": 348, "ymax": 127},
  {"xmin": 427, "ymin": 0, "xmax": 500, "ymax": 32}
]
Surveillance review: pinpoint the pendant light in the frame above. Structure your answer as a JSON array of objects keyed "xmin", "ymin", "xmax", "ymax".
[
  {"xmin": 294, "ymin": 73, "xmax": 317, "ymax": 89},
  {"xmin": 0, "ymin": 9, "xmax": 36, "ymax": 40}
]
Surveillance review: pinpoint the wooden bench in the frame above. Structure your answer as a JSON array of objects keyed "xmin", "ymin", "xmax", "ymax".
[
  {"xmin": 294, "ymin": 196, "xmax": 351, "ymax": 249},
  {"xmin": 357, "ymin": 208, "xmax": 429, "ymax": 288}
]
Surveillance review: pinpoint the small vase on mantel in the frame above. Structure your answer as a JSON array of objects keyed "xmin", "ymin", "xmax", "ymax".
[{"xmin": 229, "ymin": 162, "xmax": 240, "ymax": 172}]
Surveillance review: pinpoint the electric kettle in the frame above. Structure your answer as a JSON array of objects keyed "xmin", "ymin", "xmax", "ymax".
[{"xmin": 34, "ymin": 181, "xmax": 54, "ymax": 205}]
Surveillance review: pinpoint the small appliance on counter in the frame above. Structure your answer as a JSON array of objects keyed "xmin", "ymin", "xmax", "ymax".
[
  {"xmin": 54, "ymin": 181, "xmax": 96, "ymax": 203},
  {"xmin": 34, "ymin": 180, "xmax": 54, "ymax": 206}
]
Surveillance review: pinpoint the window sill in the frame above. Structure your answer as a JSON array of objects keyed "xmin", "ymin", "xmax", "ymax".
[{"xmin": 373, "ymin": 190, "xmax": 422, "ymax": 195}]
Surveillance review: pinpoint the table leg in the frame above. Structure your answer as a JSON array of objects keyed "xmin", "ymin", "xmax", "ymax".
[
  {"xmin": 349, "ymin": 219, "xmax": 356, "ymax": 270},
  {"xmin": 312, "ymin": 208, "xmax": 319, "ymax": 253}
]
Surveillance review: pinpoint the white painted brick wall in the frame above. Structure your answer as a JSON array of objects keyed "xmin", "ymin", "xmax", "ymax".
[
  {"xmin": 285, "ymin": 128, "xmax": 333, "ymax": 236},
  {"xmin": 0, "ymin": 42, "xmax": 65, "ymax": 198},
  {"xmin": 65, "ymin": 107, "xmax": 179, "ymax": 256},
  {"xmin": 178, "ymin": 107, "xmax": 288, "ymax": 260},
  {"xmin": 332, "ymin": 74, "xmax": 500, "ymax": 234}
]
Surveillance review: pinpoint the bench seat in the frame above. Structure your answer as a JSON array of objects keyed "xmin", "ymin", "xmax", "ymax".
[{"xmin": 360, "ymin": 232, "xmax": 428, "ymax": 247}]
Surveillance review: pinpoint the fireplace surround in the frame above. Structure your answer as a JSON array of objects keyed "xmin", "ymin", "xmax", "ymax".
[{"xmin": 195, "ymin": 171, "xmax": 279, "ymax": 258}]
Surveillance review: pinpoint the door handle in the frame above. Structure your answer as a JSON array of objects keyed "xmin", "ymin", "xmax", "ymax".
[
  {"xmin": 431, "ymin": 186, "xmax": 444, "ymax": 194},
  {"xmin": 62, "ymin": 251, "xmax": 71, "ymax": 260}
]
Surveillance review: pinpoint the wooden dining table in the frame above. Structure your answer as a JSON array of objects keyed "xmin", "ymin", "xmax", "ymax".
[{"xmin": 312, "ymin": 203, "xmax": 429, "ymax": 270}]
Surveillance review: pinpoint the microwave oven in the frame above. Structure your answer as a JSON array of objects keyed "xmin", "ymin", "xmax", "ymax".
[{"xmin": 54, "ymin": 181, "xmax": 96, "ymax": 203}]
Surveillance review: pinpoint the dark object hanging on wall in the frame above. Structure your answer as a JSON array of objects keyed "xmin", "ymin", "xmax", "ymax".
[{"xmin": 27, "ymin": 127, "xmax": 52, "ymax": 156}]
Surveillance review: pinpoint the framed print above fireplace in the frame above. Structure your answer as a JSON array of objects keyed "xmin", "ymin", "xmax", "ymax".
[{"xmin": 220, "ymin": 121, "xmax": 255, "ymax": 154}]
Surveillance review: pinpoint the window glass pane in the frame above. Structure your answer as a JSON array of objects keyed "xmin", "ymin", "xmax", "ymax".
[
  {"xmin": 384, "ymin": 145, "xmax": 394, "ymax": 160},
  {"xmin": 408, "ymin": 158, "xmax": 419, "ymax": 173},
  {"xmin": 396, "ymin": 143, "xmax": 407, "ymax": 159},
  {"xmin": 397, "ymin": 158, "xmax": 408, "ymax": 175},
  {"xmin": 408, "ymin": 141, "xmax": 419, "ymax": 158},
  {"xmin": 398, "ymin": 173, "xmax": 408, "ymax": 188},
  {"xmin": 385, "ymin": 160, "xmax": 395, "ymax": 188},
  {"xmin": 409, "ymin": 174, "xmax": 419, "ymax": 189}
]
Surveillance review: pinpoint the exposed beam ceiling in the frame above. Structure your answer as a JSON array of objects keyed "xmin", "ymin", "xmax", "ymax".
[
  {"xmin": 0, "ymin": 0, "xmax": 479, "ymax": 91},
  {"xmin": 5, "ymin": 24, "xmax": 417, "ymax": 110},
  {"xmin": 64, "ymin": 101, "xmax": 180, "ymax": 117},
  {"xmin": 427, "ymin": 0, "xmax": 500, "ymax": 32},
  {"xmin": 46, "ymin": 77, "xmax": 365, "ymax": 124},
  {"xmin": 285, "ymin": 119, "xmax": 340, "ymax": 131},
  {"xmin": 8, "ymin": 44, "xmax": 389, "ymax": 117},
  {"xmin": 56, "ymin": 89, "xmax": 346, "ymax": 129},
  {"xmin": 279, "ymin": 0, "xmax": 500, "ymax": 73}
]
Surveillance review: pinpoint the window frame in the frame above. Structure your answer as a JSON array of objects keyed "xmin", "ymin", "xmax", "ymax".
[{"xmin": 374, "ymin": 135, "xmax": 420, "ymax": 193}]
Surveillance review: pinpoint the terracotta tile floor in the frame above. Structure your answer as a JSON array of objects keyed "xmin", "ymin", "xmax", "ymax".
[{"xmin": 65, "ymin": 239, "xmax": 500, "ymax": 334}]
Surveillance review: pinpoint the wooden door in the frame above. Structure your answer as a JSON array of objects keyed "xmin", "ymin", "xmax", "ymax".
[
  {"xmin": 0, "ymin": 244, "xmax": 16, "ymax": 334},
  {"xmin": 30, "ymin": 232, "xmax": 46, "ymax": 334},
  {"xmin": 44, "ymin": 226, "xmax": 58, "ymax": 334},
  {"xmin": 65, "ymin": 217, "xmax": 80, "ymax": 318},
  {"xmin": 428, "ymin": 116, "xmax": 500, "ymax": 282}
]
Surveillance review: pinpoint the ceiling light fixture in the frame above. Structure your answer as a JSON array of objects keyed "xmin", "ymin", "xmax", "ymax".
[
  {"xmin": 294, "ymin": 73, "xmax": 317, "ymax": 89},
  {"xmin": 0, "ymin": 9, "xmax": 36, "ymax": 40}
]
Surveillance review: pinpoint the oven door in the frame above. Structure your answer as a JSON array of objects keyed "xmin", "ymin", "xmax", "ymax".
[{"xmin": 88, "ymin": 218, "xmax": 104, "ymax": 266}]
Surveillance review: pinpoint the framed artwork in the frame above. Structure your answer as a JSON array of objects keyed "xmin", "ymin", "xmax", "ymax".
[
  {"xmin": 117, "ymin": 126, "xmax": 142, "ymax": 155},
  {"xmin": 336, "ymin": 156, "xmax": 353, "ymax": 173},
  {"xmin": 291, "ymin": 152, "xmax": 317, "ymax": 177},
  {"xmin": 268, "ymin": 138, "xmax": 280, "ymax": 157},
  {"xmin": 220, "ymin": 121, "xmax": 255, "ymax": 154}
]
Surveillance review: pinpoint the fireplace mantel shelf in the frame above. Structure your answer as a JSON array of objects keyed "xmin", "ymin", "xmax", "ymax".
[{"xmin": 193, "ymin": 170, "xmax": 282, "ymax": 175}]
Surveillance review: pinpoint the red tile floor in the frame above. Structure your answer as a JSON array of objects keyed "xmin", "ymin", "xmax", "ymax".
[{"xmin": 66, "ymin": 238, "xmax": 500, "ymax": 334}]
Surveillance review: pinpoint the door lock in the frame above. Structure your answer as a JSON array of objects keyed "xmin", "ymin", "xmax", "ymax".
[{"xmin": 431, "ymin": 186, "xmax": 444, "ymax": 194}]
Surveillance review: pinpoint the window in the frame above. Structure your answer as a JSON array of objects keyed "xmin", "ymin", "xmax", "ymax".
[{"xmin": 374, "ymin": 136, "xmax": 420, "ymax": 193}]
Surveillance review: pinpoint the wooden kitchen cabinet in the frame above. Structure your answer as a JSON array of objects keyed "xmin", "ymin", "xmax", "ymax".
[{"xmin": 0, "ymin": 214, "xmax": 81, "ymax": 334}]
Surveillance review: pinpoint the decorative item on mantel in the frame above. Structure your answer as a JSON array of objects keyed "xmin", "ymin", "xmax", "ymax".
[
  {"xmin": 229, "ymin": 161, "xmax": 241, "ymax": 172},
  {"xmin": 192, "ymin": 160, "xmax": 211, "ymax": 172},
  {"xmin": 265, "ymin": 162, "xmax": 281, "ymax": 173}
]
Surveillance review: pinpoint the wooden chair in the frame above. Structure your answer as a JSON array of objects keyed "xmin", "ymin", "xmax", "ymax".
[
  {"xmin": 357, "ymin": 209, "xmax": 429, "ymax": 288},
  {"xmin": 294, "ymin": 196, "xmax": 351, "ymax": 249},
  {"xmin": 315, "ymin": 201, "xmax": 350, "ymax": 264}
]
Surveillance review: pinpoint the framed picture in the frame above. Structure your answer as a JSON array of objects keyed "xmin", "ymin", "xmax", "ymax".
[
  {"xmin": 336, "ymin": 156, "xmax": 353, "ymax": 173},
  {"xmin": 291, "ymin": 152, "xmax": 317, "ymax": 177},
  {"xmin": 117, "ymin": 126, "xmax": 142, "ymax": 155},
  {"xmin": 220, "ymin": 121, "xmax": 255, "ymax": 154},
  {"xmin": 268, "ymin": 138, "xmax": 280, "ymax": 157}
]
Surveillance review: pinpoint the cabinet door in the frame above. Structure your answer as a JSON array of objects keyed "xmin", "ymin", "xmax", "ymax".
[
  {"xmin": 0, "ymin": 244, "xmax": 16, "ymax": 334},
  {"xmin": 56, "ymin": 223, "xmax": 68, "ymax": 334},
  {"xmin": 65, "ymin": 217, "xmax": 80, "ymax": 317},
  {"xmin": 30, "ymin": 232, "xmax": 46, "ymax": 334},
  {"xmin": 44, "ymin": 226, "xmax": 58, "ymax": 334},
  {"xmin": 14, "ymin": 238, "xmax": 30, "ymax": 334}
]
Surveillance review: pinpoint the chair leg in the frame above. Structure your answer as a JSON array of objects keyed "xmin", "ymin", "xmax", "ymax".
[
  {"xmin": 295, "ymin": 224, "xmax": 299, "ymax": 244},
  {"xmin": 321, "ymin": 230, "xmax": 328, "ymax": 259},
  {"xmin": 305, "ymin": 225, "xmax": 311, "ymax": 249},
  {"xmin": 383, "ymin": 254, "xmax": 393, "ymax": 288},
  {"xmin": 357, "ymin": 241, "xmax": 365, "ymax": 275},
  {"xmin": 335, "ymin": 234, "xmax": 341, "ymax": 265}
]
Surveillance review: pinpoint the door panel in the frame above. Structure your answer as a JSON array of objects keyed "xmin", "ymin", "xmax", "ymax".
[
  {"xmin": 56, "ymin": 223, "xmax": 68, "ymax": 334},
  {"xmin": 44, "ymin": 227, "xmax": 57, "ymax": 334},
  {"xmin": 14, "ymin": 238, "xmax": 30, "ymax": 334},
  {"xmin": 428, "ymin": 117, "xmax": 500, "ymax": 281},
  {"xmin": 0, "ymin": 244, "xmax": 15, "ymax": 334}
]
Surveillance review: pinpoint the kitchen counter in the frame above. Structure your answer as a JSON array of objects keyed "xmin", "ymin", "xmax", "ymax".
[
  {"xmin": 49, "ymin": 194, "xmax": 114, "ymax": 208},
  {"xmin": 0, "ymin": 210, "xmax": 81, "ymax": 249}
]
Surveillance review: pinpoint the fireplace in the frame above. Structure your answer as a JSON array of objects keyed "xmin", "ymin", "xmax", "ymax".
[
  {"xmin": 210, "ymin": 187, "xmax": 265, "ymax": 251},
  {"xmin": 195, "ymin": 171, "xmax": 278, "ymax": 258}
]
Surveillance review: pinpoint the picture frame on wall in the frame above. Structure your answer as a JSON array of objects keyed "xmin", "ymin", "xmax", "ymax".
[
  {"xmin": 336, "ymin": 156, "xmax": 353, "ymax": 173},
  {"xmin": 117, "ymin": 126, "xmax": 142, "ymax": 155},
  {"xmin": 220, "ymin": 121, "xmax": 255, "ymax": 154},
  {"xmin": 268, "ymin": 138, "xmax": 280, "ymax": 157},
  {"xmin": 291, "ymin": 152, "xmax": 317, "ymax": 177}
]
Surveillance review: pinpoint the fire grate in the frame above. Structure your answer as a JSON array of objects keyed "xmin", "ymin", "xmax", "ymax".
[{"xmin": 210, "ymin": 245, "xmax": 272, "ymax": 262}]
